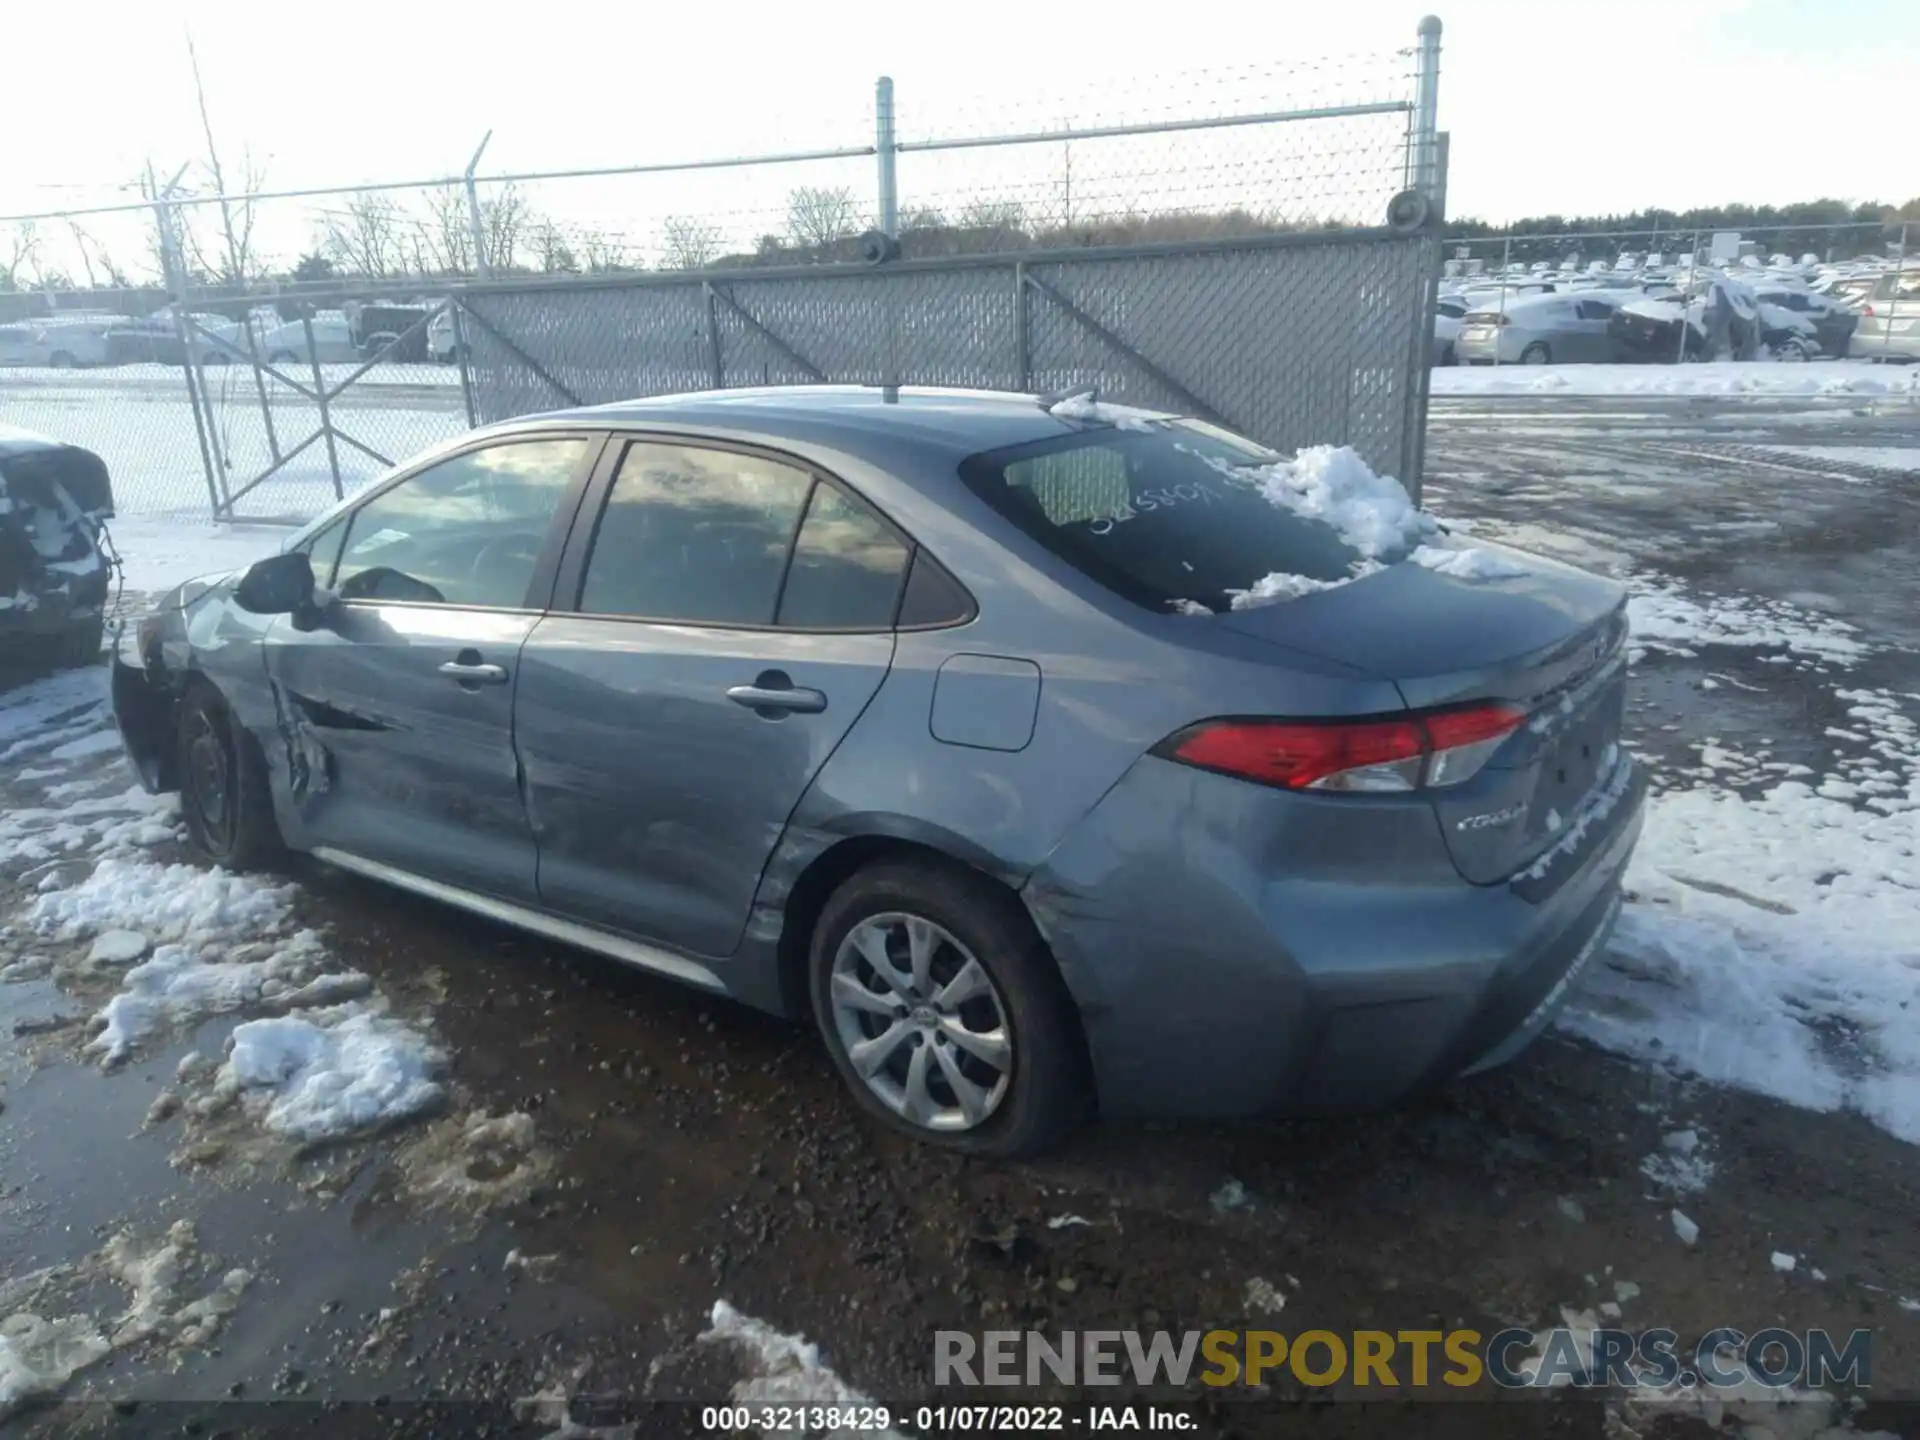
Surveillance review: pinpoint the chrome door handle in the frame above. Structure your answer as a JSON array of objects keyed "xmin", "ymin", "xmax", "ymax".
[
  {"xmin": 726, "ymin": 683, "xmax": 826, "ymax": 714},
  {"xmin": 439, "ymin": 660, "xmax": 508, "ymax": 686}
]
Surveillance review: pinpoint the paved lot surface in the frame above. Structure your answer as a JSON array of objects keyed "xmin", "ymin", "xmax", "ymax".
[{"xmin": 2, "ymin": 394, "xmax": 1919, "ymax": 1438}]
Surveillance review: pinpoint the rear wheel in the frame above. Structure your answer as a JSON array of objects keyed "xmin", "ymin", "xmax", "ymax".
[
  {"xmin": 810, "ymin": 859, "xmax": 1086, "ymax": 1157},
  {"xmin": 176, "ymin": 683, "xmax": 283, "ymax": 870},
  {"xmin": 1520, "ymin": 342, "xmax": 1551, "ymax": 365},
  {"xmin": 47, "ymin": 350, "xmax": 76, "ymax": 369}
]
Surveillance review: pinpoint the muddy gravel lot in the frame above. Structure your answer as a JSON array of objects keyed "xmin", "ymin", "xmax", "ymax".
[{"xmin": 3, "ymin": 394, "xmax": 1919, "ymax": 1439}]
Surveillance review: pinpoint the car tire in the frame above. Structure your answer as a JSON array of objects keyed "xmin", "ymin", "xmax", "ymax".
[
  {"xmin": 1520, "ymin": 342, "xmax": 1551, "ymax": 365},
  {"xmin": 810, "ymin": 858, "xmax": 1087, "ymax": 1158},
  {"xmin": 267, "ymin": 350, "xmax": 295, "ymax": 365},
  {"xmin": 176, "ymin": 682, "xmax": 284, "ymax": 871},
  {"xmin": 47, "ymin": 351, "xmax": 76, "ymax": 369}
]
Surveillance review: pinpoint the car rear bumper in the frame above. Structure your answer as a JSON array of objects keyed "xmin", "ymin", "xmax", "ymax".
[
  {"xmin": 111, "ymin": 625, "xmax": 174, "ymax": 793},
  {"xmin": 1022, "ymin": 753, "xmax": 1646, "ymax": 1120}
]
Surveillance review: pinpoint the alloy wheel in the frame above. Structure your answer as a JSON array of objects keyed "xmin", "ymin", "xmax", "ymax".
[{"xmin": 829, "ymin": 912, "xmax": 1013, "ymax": 1132}]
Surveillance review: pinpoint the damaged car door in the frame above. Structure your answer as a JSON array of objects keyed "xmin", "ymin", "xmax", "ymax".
[{"xmin": 263, "ymin": 434, "xmax": 599, "ymax": 901}]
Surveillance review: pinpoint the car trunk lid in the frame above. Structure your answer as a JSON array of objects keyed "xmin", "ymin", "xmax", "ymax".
[{"xmin": 1214, "ymin": 545, "xmax": 1630, "ymax": 885}]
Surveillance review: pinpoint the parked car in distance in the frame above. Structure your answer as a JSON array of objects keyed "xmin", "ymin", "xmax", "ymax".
[
  {"xmin": 0, "ymin": 424, "xmax": 115, "ymax": 673},
  {"xmin": 259, "ymin": 313, "xmax": 360, "ymax": 365},
  {"xmin": 1849, "ymin": 270, "xmax": 1920, "ymax": 361},
  {"xmin": 1751, "ymin": 285, "xmax": 1858, "ymax": 357},
  {"xmin": 0, "ymin": 315, "xmax": 118, "ymax": 368},
  {"xmin": 427, "ymin": 306, "xmax": 462, "ymax": 363},
  {"xmin": 1457, "ymin": 292, "xmax": 1624, "ymax": 364},
  {"xmin": 112, "ymin": 387, "xmax": 1644, "ymax": 1155}
]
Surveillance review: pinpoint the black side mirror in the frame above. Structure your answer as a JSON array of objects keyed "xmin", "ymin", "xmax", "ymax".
[{"xmin": 235, "ymin": 551, "xmax": 317, "ymax": 615}]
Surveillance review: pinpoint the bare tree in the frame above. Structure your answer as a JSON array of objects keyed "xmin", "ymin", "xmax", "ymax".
[
  {"xmin": 960, "ymin": 198, "xmax": 1026, "ymax": 232},
  {"xmin": 532, "ymin": 220, "xmax": 579, "ymax": 274},
  {"xmin": 787, "ymin": 186, "xmax": 858, "ymax": 248},
  {"xmin": 660, "ymin": 216, "xmax": 720, "ymax": 270},
  {"xmin": 63, "ymin": 221, "xmax": 131, "ymax": 290},
  {"xmin": 580, "ymin": 232, "xmax": 631, "ymax": 273},
  {"xmin": 415, "ymin": 184, "xmax": 475, "ymax": 276},
  {"xmin": 0, "ymin": 223, "xmax": 42, "ymax": 290},
  {"xmin": 186, "ymin": 31, "xmax": 264, "ymax": 283},
  {"xmin": 322, "ymin": 194, "xmax": 403, "ymax": 277},
  {"xmin": 478, "ymin": 184, "xmax": 530, "ymax": 274}
]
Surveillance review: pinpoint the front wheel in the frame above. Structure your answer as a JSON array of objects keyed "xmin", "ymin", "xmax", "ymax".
[
  {"xmin": 810, "ymin": 859, "xmax": 1087, "ymax": 1157},
  {"xmin": 175, "ymin": 684, "xmax": 283, "ymax": 870}
]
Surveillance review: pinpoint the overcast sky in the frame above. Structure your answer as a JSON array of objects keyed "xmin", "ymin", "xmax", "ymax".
[{"xmin": 5, "ymin": 0, "xmax": 1913, "ymax": 276}]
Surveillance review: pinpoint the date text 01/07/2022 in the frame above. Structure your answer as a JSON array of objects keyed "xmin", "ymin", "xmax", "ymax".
[{"xmin": 699, "ymin": 1404, "xmax": 1200, "ymax": 1432}]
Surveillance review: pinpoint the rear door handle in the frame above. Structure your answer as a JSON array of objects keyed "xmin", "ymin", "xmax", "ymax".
[
  {"xmin": 727, "ymin": 679, "xmax": 826, "ymax": 715},
  {"xmin": 440, "ymin": 660, "xmax": 509, "ymax": 686}
]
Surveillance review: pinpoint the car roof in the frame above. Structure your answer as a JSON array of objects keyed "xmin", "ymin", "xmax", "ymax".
[{"xmin": 535, "ymin": 385, "xmax": 1076, "ymax": 463}]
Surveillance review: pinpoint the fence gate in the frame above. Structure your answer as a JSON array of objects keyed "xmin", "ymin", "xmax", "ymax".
[{"xmin": 457, "ymin": 221, "xmax": 1442, "ymax": 491}]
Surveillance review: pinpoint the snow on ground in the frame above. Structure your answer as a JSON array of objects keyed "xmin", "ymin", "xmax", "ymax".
[
  {"xmin": 1432, "ymin": 360, "xmax": 1920, "ymax": 399},
  {"xmin": 1, "ymin": 666, "xmax": 443, "ymax": 1143},
  {"xmin": 701, "ymin": 1302, "xmax": 895, "ymax": 1422},
  {"xmin": 1561, "ymin": 673, "xmax": 1920, "ymax": 1145},
  {"xmin": 0, "ymin": 1221, "xmax": 248, "ymax": 1421},
  {"xmin": 1751, "ymin": 445, "xmax": 1920, "ymax": 474},
  {"xmin": 107, "ymin": 515, "xmax": 285, "ymax": 595},
  {"xmin": 1623, "ymin": 574, "xmax": 1866, "ymax": 667}
]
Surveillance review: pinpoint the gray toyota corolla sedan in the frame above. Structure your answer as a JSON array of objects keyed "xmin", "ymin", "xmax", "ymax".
[{"xmin": 112, "ymin": 386, "xmax": 1644, "ymax": 1156}]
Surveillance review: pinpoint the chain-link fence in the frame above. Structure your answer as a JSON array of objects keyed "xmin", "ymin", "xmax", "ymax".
[
  {"xmin": 1, "ymin": 21, "xmax": 1447, "ymax": 516},
  {"xmin": 460, "ymin": 228, "xmax": 1439, "ymax": 487}
]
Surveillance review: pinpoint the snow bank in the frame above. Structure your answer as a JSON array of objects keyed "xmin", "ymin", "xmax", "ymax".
[
  {"xmin": 29, "ymin": 857, "xmax": 295, "ymax": 948},
  {"xmin": 1562, "ymin": 755, "xmax": 1920, "ymax": 1143},
  {"xmin": 1433, "ymin": 360, "xmax": 1919, "ymax": 398},
  {"xmin": 222, "ymin": 1012, "xmax": 445, "ymax": 1142}
]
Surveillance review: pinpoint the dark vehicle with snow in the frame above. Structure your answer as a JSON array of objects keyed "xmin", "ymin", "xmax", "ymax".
[
  {"xmin": 1608, "ymin": 279, "xmax": 1820, "ymax": 363},
  {"xmin": 0, "ymin": 426, "xmax": 115, "ymax": 673},
  {"xmin": 110, "ymin": 388, "xmax": 1644, "ymax": 1156}
]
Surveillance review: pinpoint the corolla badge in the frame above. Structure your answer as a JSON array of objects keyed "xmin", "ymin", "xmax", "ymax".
[{"xmin": 1456, "ymin": 802, "xmax": 1527, "ymax": 832}]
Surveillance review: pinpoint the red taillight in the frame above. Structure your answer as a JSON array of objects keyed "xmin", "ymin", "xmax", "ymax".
[{"xmin": 1160, "ymin": 703, "xmax": 1526, "ymax": 794}]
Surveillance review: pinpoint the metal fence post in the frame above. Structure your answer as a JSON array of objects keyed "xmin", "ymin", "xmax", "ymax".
[
  {"xmin": 1886, "ymin": 222, "xmax": 1908, "ymax": 369},
  {"xmin": 1494, "ymin": 235, "xmax": 1511, "ymax": 367},
  {"xmin": 875, "ymin": 77, "xmax": 899, "ymax": 236},
  {"xmin": 303, "ymin": 312, "xmax": 346, "ymax": 500},
  {"xmin": 151, "ymin": 173, "xmax": 224, "ymax": 521},
  {"xmin": 466, "ymin": 131, "xmax": 493, "ymax": 279},
  {"xmin": 451, "ymin": 303, "xmax": 478, "ymax": 429},
  {"xmin": 1411, "ymin": 16, "xmax": 1442, "ymax": 199},
  {"xmin": 1678, "ymin": 229, "xmax": 1700, "ymax": 364}
]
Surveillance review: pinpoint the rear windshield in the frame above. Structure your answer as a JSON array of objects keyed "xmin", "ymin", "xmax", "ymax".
[{"xmin": 958, "ymin": 422, "xmax": 1404, "ymax": 613}]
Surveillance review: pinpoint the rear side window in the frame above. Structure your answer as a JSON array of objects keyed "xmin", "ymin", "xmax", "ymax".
[
  {"xmin": 580, "ymin": 443, "xmax": 812, "ymax": 625},
  {"xmin": 775, "ymin": 483, "xmax": 911, "ymax": 629},
  {"xmin": 960, "ymin": 424, "xmax": 1405, "ymax": 613}
]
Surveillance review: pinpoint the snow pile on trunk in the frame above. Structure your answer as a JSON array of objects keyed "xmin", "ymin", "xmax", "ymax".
[
  {"xmin": 1228, "ymin": 563, "xmax": 1381, "ymax": 609},
  {"xmin": 1560, "ymin": 729, "xmax": 1920, "ymax": 1143},
  {"xmin": 219, "ymin": 1011, "xmax": 445, "ymax": 1142},
  {"xmin": 1238, "ymin": 445, "xmax": 1435, "ymax": 559}
]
